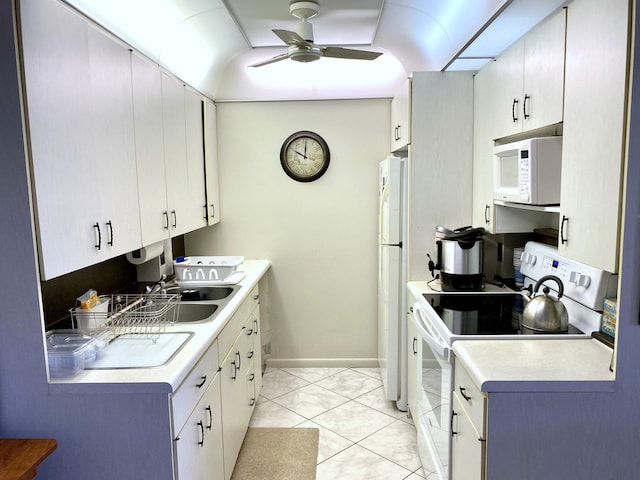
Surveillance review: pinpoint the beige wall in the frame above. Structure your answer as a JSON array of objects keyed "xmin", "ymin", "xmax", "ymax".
[{"xmin": 186, "ymin": 99, "xmax": 391, "ymax": 366}]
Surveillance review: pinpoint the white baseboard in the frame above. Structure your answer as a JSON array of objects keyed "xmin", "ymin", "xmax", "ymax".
[{"xmin": 265, "ymin": 357, "xmax": 379, "ymax": 368}]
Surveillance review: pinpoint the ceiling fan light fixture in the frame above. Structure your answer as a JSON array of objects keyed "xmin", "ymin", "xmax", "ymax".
[
  {"xmin": 288, "ymin": 45, "xmax": 321, "ymax": 63},
  {"xmin": 289, "ymin": 1, "xmax": 318, "ymax": 21}
]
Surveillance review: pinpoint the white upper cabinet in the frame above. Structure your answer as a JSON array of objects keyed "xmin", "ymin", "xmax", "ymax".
[
  {"xmin": 161, "ymin": 75, "xmax": 207, "ymax": 237},
  {"xmin": 184, "ymin": 87, "xmax": 208, "ymax": 232},
  {"xmin": 390, "ymin": 78, "xmax": 411, "ymax": 152},
  {"xmin": 558, "ymin": 0, "xmax": 630, "ymax": 272},
  {"xmin": 21, "ymin": 0, "xmax": 141, "ymax": 279},
  {"xmin": 489, "ymin": 9, "xmax": 566, "ymax": 140},
  {"xmin": 204, "ymin": 98, "xmax": 221, "ymax": 226},
  {"xmin": 131, "ymin": 52, "xmax": 169, "ymax": 246}
]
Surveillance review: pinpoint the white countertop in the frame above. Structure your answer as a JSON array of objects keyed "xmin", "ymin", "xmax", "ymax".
[
  {"xmin": 453, "ymin": 339, "xmax": 615, "ymax": 393},
  {"xmin": 48, "ymin": 260, "xmax": 271, "ymax": 395}
]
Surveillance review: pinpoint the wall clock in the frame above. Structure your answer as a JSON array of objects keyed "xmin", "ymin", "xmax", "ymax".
[{"xmin": 280, "ymin": 130, "xmax": 330, "ymax": 182}]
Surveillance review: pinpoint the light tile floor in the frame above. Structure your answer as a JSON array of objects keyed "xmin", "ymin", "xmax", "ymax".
[{"xmin": 249, "ymin": 367, "xmax": 429, "ymax": 480}]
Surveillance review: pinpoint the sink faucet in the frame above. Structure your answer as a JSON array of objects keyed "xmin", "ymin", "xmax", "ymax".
[{"xmin": 145, "ymin": 274, "xmax": 167, "ymax": 295}]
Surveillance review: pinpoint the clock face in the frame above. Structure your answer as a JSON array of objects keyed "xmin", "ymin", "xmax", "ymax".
[{"xmin": 280, "ymin": 131, "xmax": 330, "ymax": 182}]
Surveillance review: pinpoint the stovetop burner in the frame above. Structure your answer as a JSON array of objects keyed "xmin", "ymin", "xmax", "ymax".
[{"xmin": 421, "ymin": 292, "xmax": 585, "ymax": 336}]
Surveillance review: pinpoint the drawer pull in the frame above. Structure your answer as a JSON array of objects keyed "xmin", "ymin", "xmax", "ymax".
[
  {"xmin": 196, "ymin": 375, "xmax": 207, "ymax": 388},
  {"xmin": 249, "ymin": 398, "xmax": 256, "ymax": 407},
  {"xmin": 206, "ymin": 406, "xmax": 212, "ymax": 430},
  {"xmin": 197, "ymin": 421, "xmax": 204, "ymax": 447},
  {"xmin": 459, "ymin": 386, "xmax": 471, "ymax": 402},
  {"xmin": 450, "ymin": 410, "xmax": 458, "ymax": 436}
]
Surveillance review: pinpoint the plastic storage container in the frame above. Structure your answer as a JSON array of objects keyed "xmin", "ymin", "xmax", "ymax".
[
  {"xmin": 173, "ymin": 256, "xmax": 244, "ymax": 283},
  {"xmin": 46, "ymin": 330, "xmax": 109, "ymax": 378}
]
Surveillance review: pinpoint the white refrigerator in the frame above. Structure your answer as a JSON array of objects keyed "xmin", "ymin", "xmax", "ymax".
[{"xmin": 378, "ymin": 156, "xmax": 407, "ymax": 411}]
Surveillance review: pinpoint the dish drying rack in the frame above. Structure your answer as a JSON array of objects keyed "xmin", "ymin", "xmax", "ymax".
[{"xmin": 70, "ymin": 293, "xmax": 181, "ymax": 343}]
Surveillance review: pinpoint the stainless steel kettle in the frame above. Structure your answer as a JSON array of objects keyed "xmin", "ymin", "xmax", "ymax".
[{"xmin": 522, "ymin": 275, "xmax": 569, "ymax": 332}]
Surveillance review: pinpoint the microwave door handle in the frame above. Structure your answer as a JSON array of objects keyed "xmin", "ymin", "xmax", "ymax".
[{"xmin": 413, "ymin": 305, "xmax": 450, "ymax": 360}]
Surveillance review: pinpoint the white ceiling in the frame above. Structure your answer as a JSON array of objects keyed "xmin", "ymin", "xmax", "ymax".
[{"xmin": 63, "ymin": 0, "xmax": 567, "ymax": 101}]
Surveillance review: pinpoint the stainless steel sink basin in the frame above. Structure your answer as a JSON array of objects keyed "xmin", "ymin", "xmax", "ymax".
[
  {"xmin": 176, "ymin": 303, "xmax": 218, "ymax": 323},
  {"xmin": 166, "ymin": 285, "xmax": 239, "ymax": 302}
]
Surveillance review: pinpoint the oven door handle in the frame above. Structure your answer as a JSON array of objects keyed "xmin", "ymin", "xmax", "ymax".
[{"xmin": 413, "ymin": 303, "xmax": 450, "ymax": 361}]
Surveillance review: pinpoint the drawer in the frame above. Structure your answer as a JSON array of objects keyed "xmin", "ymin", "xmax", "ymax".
[
  {"xmin": 172, "ymin": 339, "xmax": 219, "ymax": 430},
  {"xmin": 454, "ymin": 359, "xmax": 486, "ymax": 434},
  {"xmin": 217, "ymin": 285, "xmax": 259, "ymax": 361}
]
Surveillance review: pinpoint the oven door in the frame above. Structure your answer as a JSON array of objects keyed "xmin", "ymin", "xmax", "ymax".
[{"xmin": 412, "ymin": 303, "xmax": 453, "ymax": 480}]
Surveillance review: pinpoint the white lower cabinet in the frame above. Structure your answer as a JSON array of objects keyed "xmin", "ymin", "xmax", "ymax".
[
  {"xmin": 175, "ymin": 373, "xmax": 224, "ymax": 480},
  {"xmin": 172, "ymin": 286, "xmax": 262, "ymax": 480},
  {"xmin": 219, "ymin": 286, "xmax": 262, "ymax": 480},
  {"xmin": 451, "ymin": 360, "xmax": 486, "ymax": 480}
]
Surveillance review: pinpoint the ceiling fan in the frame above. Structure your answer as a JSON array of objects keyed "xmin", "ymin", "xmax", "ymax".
[{"xmin": 249, "ymin": 1, "xmax": 383, "ymax": 68}]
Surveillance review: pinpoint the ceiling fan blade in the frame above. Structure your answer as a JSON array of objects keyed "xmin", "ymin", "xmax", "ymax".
[
  {"xmin": 273, "ymin": 29, "xmax": 312, "ymax": 48},
  {"xmin": 321, "ymin": 47, "xmax": 382, "ymax": 61},
  {"xmin": 249, "ymin": 53, "xmax": 290, "ymax": 68}
]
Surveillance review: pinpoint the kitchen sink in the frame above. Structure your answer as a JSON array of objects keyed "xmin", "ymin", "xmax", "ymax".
[
  {"xmin": 176, "ymin": 303, "xmax": 218, "ymax": 323},
  {"xmin": 166, "ymin": 285, "xmax": 239, "ymax": 302}
]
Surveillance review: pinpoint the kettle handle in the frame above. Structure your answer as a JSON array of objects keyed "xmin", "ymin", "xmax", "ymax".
[{"xmin": 533, "ymin": 275, "xmax": 564, "ymax": 299}]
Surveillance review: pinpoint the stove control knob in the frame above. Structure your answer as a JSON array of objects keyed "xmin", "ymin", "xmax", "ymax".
[
  {"xmin": 523, "ymin": 253, "xmax": 537, "ymax": 265},
  {"xmin": 569, "ymin": 271, "xmax": 580, "ymax": 284},
  {"xmin": 577, "ymin": 274, "xmax": 591, "ymax": 288}
]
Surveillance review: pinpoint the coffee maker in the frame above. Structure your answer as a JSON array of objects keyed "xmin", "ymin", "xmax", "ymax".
[{"xmin": 429, "ymin": 226, "xmax": 485, "ymax": 291}]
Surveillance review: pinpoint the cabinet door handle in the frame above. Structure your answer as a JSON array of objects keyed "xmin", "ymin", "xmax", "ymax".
[
  {"xmin": 512, "ymin": 98, "xmax": 519, "ymax": 123},
  {"xmin": 523, "ymin": 94, "xmax": 530, "ymax": 119},
  {"xmin": 484, "ymin": 204, "xmax": 490, "ymax": 224},
  {"xmin": 236, "ymin": 351, "xmax": 242, "ymax": 371},
  {"xmin": 171, "ymin": 210, "xmax": 177, "ymax": 228},
  {"xmin": 249, "ymin": 398, "xmax": 256, "ymax": 407},
  {"xmin": 93, "ymin": 222, "xmax": 101, "ymax": 250},
  {"xmin": 210, "ymin": 203, "xmax": 215, "ymax": 219},
  {"xmin": 459, "ymin": 386, "xmax": 472, "ymax": 402},
  {"xmin": 203, "ymin": 204, "xmax": 208, "ymax": 220},
  {"xmin": 163, "ymin": 211, "xmax": 169, "ymax": 230},
  {"xmin": 196, "ymin": 375, "xmax": 207, "ymax": 388},
  {"xmin": 106, "ymin": 220, "xmax": 113, "ymax": 247},
  {"xmin": 248, "ymin": 351, "xmax": 254, "ymax": 359},
  {"xmin": 412, "ymin": 337, "xmax": 418, "ymax": 356},
  {"xmin": 231, "ymin": 361, "xmax": 237, "ymax": 381},
  {"xmin": 395, "ymin": 125, "xmax": 401, "ymax": 141},
  {"xmin": 249, "ymin": 373, "xmax": 255, "ymax": 381},
  {"xmin": 246, "ymin": 329, "xmax": 253, "ymax": 336},
  {"xmin": 254, "ymin": 319, "xmax": 259, "ymax": 335},
  {"xmin": 205, "ymin": 406, "xmax": 212, "ymax": 430},
  {"xmin": 197, "ymin": 421, "xmax": 205, "ymax": 447},
  {"xmin": 450, "ymin": 410, "xmax": 458, "ymax": 436},
  {"xmin": 560, "ymin": 215, "xmax": 568, "ymax": 245}
]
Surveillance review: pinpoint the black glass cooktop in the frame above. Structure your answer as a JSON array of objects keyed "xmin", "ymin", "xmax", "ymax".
[{"xmin": 421, "ymin": 292, "xmax": 585, "ymax": 335}]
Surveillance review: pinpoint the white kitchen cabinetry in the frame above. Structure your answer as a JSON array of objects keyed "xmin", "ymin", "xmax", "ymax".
[
  {"xmin": 172, "ymin": 340, "xmax": 223, "ymax": 479},
  {"xmin": 390, "ymin": 78, "xmax": 411, "ymax": 152},
  {"xmin": 174, "ymin": 373, "xmax": 224, "ymax": 480},
  {"xmin": 204, "ymin": 98, "xmax": 221, "ymax": 225},
  {"xmin": 219, "ymin": 286, "xmax": 261, "ymax": 480},
  {"xmin": 408, "ymin": 72, "xmax": 474, "ymax": 278},
  {"xmin": 407, "ymin": 292, "xmax": 419, "ymax": 420},
  {"xmin": 161, "ymin": 74, "xmax": 208, "ymax": 237},
  {"xmin": 489, "ymin": 9, "xmax": 566, "ymax": 140},
  {"xmin": 131, "ymin": 52, "xmax": 170, "ymax": 246},
  {"xmin": 451, "ymin": 359, "xmax": 486, "ymax": 480},
  {"xmin": 21, "ymin": 0, "xmax": 141, "ymax": 280},
  {"xmin": 558, "ymin": 0, "xmax": 630, "ymax": 273},
  {"xmin": 472, "ymin": 8, "xmax": 565, "ymax": 235}
]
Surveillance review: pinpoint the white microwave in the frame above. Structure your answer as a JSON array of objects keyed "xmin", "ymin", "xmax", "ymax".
[{"xmin": 493, "ymin": 136, "xmax": 562, "ymax": 205}]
